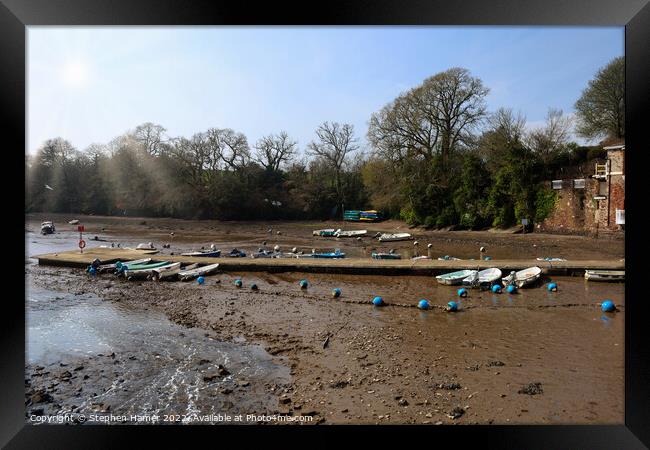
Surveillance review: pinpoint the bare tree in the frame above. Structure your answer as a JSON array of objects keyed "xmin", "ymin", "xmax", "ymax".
[
  {"xmin": 133, "ymin": 122, "xmax": 167, "ymax": 156},
  {"xmin": 307, "ymin": 121, "xmax": 359, "ymax": 210},
  {"xmin": 527, "ymin": 108, "xmax": 573, "ymax": 163},
  {"xmin": 487, "ymin": 108, "xmax": 527, "ymax": 144},
  {"xmin": 254, "ymin": 131, "xmax": 297, "ymax": 171},
  {"xmin": 368, "ymin": 67, "xmax": 488, "ymax": 173},
  {"xmin": 205, "ymin": 128, "xmax": 251, "ymax": 171}
]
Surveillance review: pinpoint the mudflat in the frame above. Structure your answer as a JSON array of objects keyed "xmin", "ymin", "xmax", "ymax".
[{"xmin": 25, "ymin": 215, "xmax": 624, "ymax": 425}]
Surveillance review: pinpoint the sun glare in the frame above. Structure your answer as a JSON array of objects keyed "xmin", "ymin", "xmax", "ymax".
[{"xmin": 61, "ymin": 61, "xmax": 89, "ymax": 87}]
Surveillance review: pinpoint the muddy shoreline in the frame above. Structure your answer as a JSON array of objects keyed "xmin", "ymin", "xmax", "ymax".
[{"xmin": 26, "ymin": 216, "xmax": 624, "ymax": 425}]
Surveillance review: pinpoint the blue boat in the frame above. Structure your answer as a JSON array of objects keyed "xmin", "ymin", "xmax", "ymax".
[{"xmin": 312, "ymin": 249, "xmax": 345, "ymax": 259}]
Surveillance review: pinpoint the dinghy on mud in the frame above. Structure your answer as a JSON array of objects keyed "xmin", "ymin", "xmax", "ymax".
[
  {"xmin": 122, "ymin": 261, "xmax": 174, "ymax": 280},
  {"xmin": 436, "ymin": 269, "xmax": 477, "ymax": 286},
  {"xmin": 151, "ymin": 262, "xmax": 184, "ymax": 281},
  {"xmin": 335, "ymin": 229, "xmax": 367, "ymax": 238},
  {"xmin": 584, "ymin": 270, "xmax": 625, "ymax": 282},
  {"xmin": 178, "ymin": 263, "xmax": 220, "ymax": 281},
  {"xmin": 312, "ymin": 249, "xmax": 345, "ymax": 258},
  {"xmin": 97, "ymin": 258, "xmax": 152, "ymax": 273},
  {"xmin": 313, "ymin": 229, "xmax": 337, "ymax": 237},
  {"xmin": 502, "ymin": 266, "xmax": 542, "ymax": 288},
  {"xmin": 378, "ymin": 233, "xmax": 412, "ymax": 242},
  {"xmin": 462, "ymin": 268, "xmax": 502, "ymax": 288}
]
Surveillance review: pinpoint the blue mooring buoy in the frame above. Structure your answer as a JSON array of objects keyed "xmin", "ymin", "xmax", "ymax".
[
  {"xmin": 299, "ymin": 279, "xmax": 309, "ymax": 289},
  {"xmin": 547, "ymin": 282, "xmax": 558, "ymax": 292},
  {"xmin": 447, "ymin": 301, "xmax": 458, "ymax": 312},
  {"xmin": 250, "ymin": 283, "xmax": 258, "ymax": 290},
  {"xmin": 197, "ymin": 276, "xmax": 205, "ymax": 285},
  {"xmin": 506, "ymin": 284, "xmax": 517, "ymax": 294},
  {"xmin": 234, "ymin": 279, "xmax": 243, "ymax": 287},
  {"xmin": 88, "ymin": 267, "xmax": 97, "ymax": 276},
  {"xmin": 372, "ymin": 296, "xmax": 384, "ymax": 306},
  {"xmin": 418, "ymin": 299, "xmax": 430, "ymax": 310},
  {"xmin": 332, "ymin": 288, "xmax": 341, "ymax": 298},
  {"xmin": 457, "ymin": 288, "xmax": 468, "ymax": 298},
  {"xmin": 492, "ymin": 284, "xmax": 502, "ymax": 293},
  {"xmin": 601, "ymin": 300, "xmax": 615, "ymax": 312}
]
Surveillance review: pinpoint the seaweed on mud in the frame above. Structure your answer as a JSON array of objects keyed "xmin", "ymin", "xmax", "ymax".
[{"xmin": 518, "ymin": 382, "xmax": 543, "ymax": 395}]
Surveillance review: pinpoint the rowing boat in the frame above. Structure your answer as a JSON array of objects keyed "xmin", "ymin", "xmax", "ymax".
[
  {"xmin": 584, "ymin": 270, "xmax": 625, "ymax": 282},
  {"xmin": 462, "ymin": 268, "xmax": 502, "ymax": 288},
  {"xmin": 151, "ymin": 262, "xmax": 183, "ymax": 281},
  {"xmin": 378, "ymin": 233, "xmax": 412, "ymax": 242},
  {"xmin": 180, "ymin": 250, "xmax": 221, "ymax": 257},
  {"xmin": 536, "ymin": 257, "xmax": 566, "ymax": 262},
  {"xmin": 438, "ymin": 255, "xmax": 461, "ymax": 261},
  {"xmin": 371, "ymin": 252, "xmax": 401, "ymax": 259},
  {"xmin": 502, "ymin": 266, "xmax": 542, "ymax": 288},
  {"xmin": 97, "ymin": 258, "xmax": 152, "ymax": 273},
  {"xmin": 335, "ymin": 230, "xmax": 367, "ymax": 238},
  {"xmin": 436, "ymin": 269, "xmax": 476, "ymax": 285},
  {"xmin": 178, "ymin": 263, "xmax": 220, "ymax": 281},
  {"xmin": 123, "ymin": 262, "xmax": 174, "ymax": 280}
]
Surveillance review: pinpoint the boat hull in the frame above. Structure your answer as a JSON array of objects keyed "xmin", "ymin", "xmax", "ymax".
[
  {"xmin": 584, "ymin": 270, "xmax": 625, "ymax": 282},
  {"xmin": 436, "ymin": 270, "xmax": 476, "ymax": 285},
  {"xmin": 178, "ymin": 263, "xmax": 220, "ymax": 281}
]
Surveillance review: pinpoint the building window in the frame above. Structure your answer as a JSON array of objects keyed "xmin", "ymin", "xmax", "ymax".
[
  {"xmin": 573, "ymin": 179, "xmax": 585, "ymax": 189},
  {"xmin": 551, "ymin": 180, "xmax": 563, "ymax": 190}
]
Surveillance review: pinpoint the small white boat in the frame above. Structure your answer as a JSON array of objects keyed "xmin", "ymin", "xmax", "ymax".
[
  {"xmin": 436, "ymin": 269, "xmax": 477, "ymax": 285},
  {"xmin": 536, "ymin": 257, "xmax": 566, "ymax": 262},
  {"xmin": 136, "ymin": 242, "xmax": 156, "ymax": 250},
  {"xmin": 502, "ymin": 266, "xmax": 542, "ymax": 288},
  {"xmin": 178, "ymin": 263, "xmax": 220, "ymax": 281},
  {"xmin": 378, "ymin": 232, "xmax": 412, "ymax": 242},
  {"xmin": 463, "ymin": 268, "xmax": 502, "ymax": 288},
  {"xmin": 584, "ymin": 270, "xmax": 625, "ymax": 282},
  {"xmin": 68, "ymin": 219, "xmax": 80, "ymax": 225},
  {"xmin": 411, "ymin": 256, "xmax": 431, "ymax": 261},
  {"xmin": 124, "ymin": 262, "xmax": 175, "ymax": 280},
  {"xmin": 151, "ymin": 262, "xmax": 183, "ymax": 281},
  {"xmin": 335, "ymin": 229, "xmax": 367, "ymax": 238}
]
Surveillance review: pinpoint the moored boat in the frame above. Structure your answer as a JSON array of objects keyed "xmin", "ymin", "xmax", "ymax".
[
  {"xmin": 136, "ymin": 242, "xmax": 156, "ymax": 250},
  {"xmin": 438, "ymin": 255, "xmax": 461, "ymax": 261},
  {"xmin": 123, "ymin": 262, "xmax": 174, "ymax": 280},
  {"xmin": 178, "ymin": 263, "xmax": 220, "ymax": 281},
  {"xmin": 436, "ymin": 269, "xmax": 477, "ymax": 286},
  {"xmin": 378, "ymin": 232, "xmax": 412, "ymax": 242},
  {"xmin": 151, "ymin": 262, "xmax": 183, "ymax": 281},
  {"xmin": 462, "ymin": 268, "xmax": 502, "ymax": 288},
  {"xmin": 98, "ymin": 258, "xmax": 152, "ymax": 273},
  {"xmin": 116, "ymin": 260, "xmax": 170, "ymax": 276},
  {"xmin": 502, "ymin": 266, "xmax": 542, "ymax": 288},
  {"xmin": 180, "ymin": 250, "xmax": 221, "ymax": 257},
  {"xmin": 536, "ymin": 257, "xmax": 566, "ymax": 262},
  {"xmin": 584, "ymin": 270, "xmax": 625, "ymax": 282},
  {"xmin": 312, "ymin": 249, "xmax": 345, "ymax": 258}
]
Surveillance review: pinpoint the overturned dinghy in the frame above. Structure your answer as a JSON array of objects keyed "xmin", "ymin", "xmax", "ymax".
[
  {"xmin": 584, "ymin": 270, "xmax": 625, "ymax": 282},
  {"xmin": 178, "ymin": 263, "xmax": 220, "ymax": 281},
  {"xmin": 378, "ymin": 232, "xmax": 412, "ymax": 242},
  {"xmin": 136, "ymin": 242, "xmax": 157, "ymax": 250},
  {"xmin": 502, "ymin": 266, "xmax": 542, "ymax": 288},
  {"xmin": 436, "ymin": 269, "xmax": 477, "ymax": 286},
  {"xmin": 462, "ymin": 268, "xmax": 502, "ymax": 288},
  {"xmin": 122, "ymin": 261, "xmax": 174, "ymax": 280}
]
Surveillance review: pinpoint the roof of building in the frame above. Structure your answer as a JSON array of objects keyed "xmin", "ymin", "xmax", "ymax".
[{"xmin": 603, "ymin": 144, "xmax": 625, "ymax": 150}]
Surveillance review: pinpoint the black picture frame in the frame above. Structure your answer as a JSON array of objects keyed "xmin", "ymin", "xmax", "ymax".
[{"xmin": 4, "ymin": 0, "xmax": 649, "ymax": 447}]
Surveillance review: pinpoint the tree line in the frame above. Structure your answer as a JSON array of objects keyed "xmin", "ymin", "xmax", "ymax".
[{"xmin": 26, "ymin": 56, "xmax": 623, "ymax": 228}]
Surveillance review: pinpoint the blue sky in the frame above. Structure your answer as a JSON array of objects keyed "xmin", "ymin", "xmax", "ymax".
[{"xmin": 27, "ymin": 26, "xmax": 623, "ymax": 154}]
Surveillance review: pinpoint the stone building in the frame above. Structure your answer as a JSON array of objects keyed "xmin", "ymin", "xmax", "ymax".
[{"xmin": 539, "ymin": 143, "xmax": 624, "ymax": 236}]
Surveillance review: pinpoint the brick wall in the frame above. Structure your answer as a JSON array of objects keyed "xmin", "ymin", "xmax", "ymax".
[{"xmin": 538, "ymin": 179, "xmax": 598, "ymax": 234}]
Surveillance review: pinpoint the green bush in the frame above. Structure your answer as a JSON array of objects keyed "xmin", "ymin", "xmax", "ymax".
[{"xmin": 534, "ymin": 187, "xmax": 557, "ymax": 223}]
